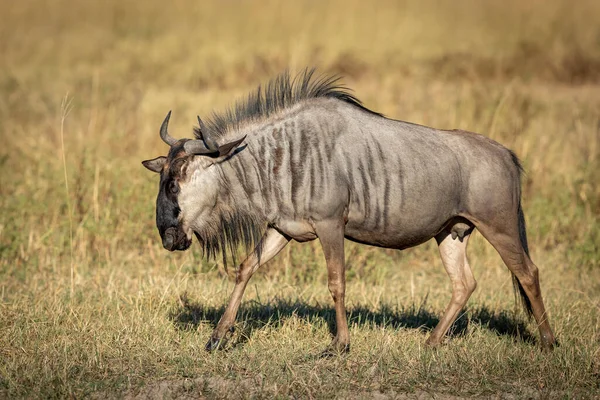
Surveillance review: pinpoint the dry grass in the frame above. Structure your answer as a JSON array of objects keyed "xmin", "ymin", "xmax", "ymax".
[{"xmin": 1, "ymin": 0, "xmax": 599, "ymax": 398}]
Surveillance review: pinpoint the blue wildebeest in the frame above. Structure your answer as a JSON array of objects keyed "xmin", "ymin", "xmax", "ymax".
[{"xmin": 142, "ymin": 70, "xmax": 555, "ymax": 353}]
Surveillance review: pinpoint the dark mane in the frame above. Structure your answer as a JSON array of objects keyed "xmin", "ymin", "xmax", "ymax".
[
  {"xmin": 193, "ymin": 210, "xmax": 265, "ymax": 268},
  {"xmin": 194, "ymin": 68, "xmax": 383, "ymax": 139}
]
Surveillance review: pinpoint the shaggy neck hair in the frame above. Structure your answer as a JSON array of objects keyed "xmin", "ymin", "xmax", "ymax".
[
  {"xmin": 188, "ymin": 167, "xmax": 266, "ymax": 266},
  {"xmin": 194, "ymin": 68, "xmax": 382, "ymax": 140},
  {"xmin": 193, "ymin": 208, "xmax": 265, "ymax": 268}
]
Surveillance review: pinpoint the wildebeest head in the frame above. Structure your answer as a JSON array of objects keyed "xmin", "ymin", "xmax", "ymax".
[{"xmin": 142, "ymin": 111, "xmax": 246, "ymax": 252}]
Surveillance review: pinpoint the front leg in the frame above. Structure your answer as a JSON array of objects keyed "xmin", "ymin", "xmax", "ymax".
[
  {"xmin": 206, "ymin": 228, "xmax": 290, "ymax": 351},
  {"xmin": 314, "ymin": 219, "xmax": 350, "ymax": 355}
]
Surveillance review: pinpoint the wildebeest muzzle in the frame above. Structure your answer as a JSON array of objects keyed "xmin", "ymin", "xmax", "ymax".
[{"xmin": 162, "ymin": 226, "xmax": 192, "ymax": 251}]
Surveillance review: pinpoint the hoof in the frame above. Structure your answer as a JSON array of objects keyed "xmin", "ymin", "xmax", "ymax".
[
  {"xmin": 205, "ymin": 326, "xmax": 235, "ymax": 352},
  {"xmin": 540, "ymin": 333, "xmax": 557, "ymax": 351},
  {"xmin": 424, "ymin": 337, "xmax": 443, "ymax": 347},
  {"xmin": 320, "ymin": 343, "xmax": 350, "ymax": 358},
  {"xmin": 541, "ymin": 341, "xmax": 556, "ymax": 352},
  {"xmin": 205, "ymin": 336, "xmax": 226, "ymax": 352}
]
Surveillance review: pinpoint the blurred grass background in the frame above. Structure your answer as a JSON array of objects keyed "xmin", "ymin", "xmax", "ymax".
[{"xmin": 1, "ymin": 0, "xmax": 599, "ymax": 398}]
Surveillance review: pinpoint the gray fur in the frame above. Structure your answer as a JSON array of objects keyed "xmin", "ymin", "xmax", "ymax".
[{"xmin": 144, "ymin": 70, "xmax": 555, "ymax": 351}]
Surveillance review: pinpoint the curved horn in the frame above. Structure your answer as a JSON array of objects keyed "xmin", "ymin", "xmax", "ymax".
[
  {"xmin": 197, "ymin": 116, "xmax": 206, "ymax": 135},
  {"xmin": 159, "ymin": 110, "xmax": 177, "ymax": 146},
  {"xmin": 197, "ymin": 115, "xmax": 216, "ymax": 151}
]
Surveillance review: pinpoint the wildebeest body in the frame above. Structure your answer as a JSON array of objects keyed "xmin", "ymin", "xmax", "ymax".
[
  {"xmin": 211, "ymin": 99, "xmax": 515, "ymax": 250},
  {"xmin": 143, "ymin": 70, "xmax": 556, "ymax": 353}
]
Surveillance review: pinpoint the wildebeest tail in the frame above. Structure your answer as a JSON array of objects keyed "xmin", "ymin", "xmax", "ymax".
[
  {"xmin": 514, "ymin": 201, "xmax": 534, "ymax": 318},
  {"xmin": 510, "ymin": 150, "xmax": 534, "ymax": 319}
]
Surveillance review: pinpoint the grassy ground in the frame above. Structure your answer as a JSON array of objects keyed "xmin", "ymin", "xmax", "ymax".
[{"xmin": 1, "ymin": 0, "xmax": 599, "ymax": 398}]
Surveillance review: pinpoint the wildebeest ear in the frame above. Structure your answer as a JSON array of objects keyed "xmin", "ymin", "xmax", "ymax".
[
  {"xmin": 142, "ymin": 156, "xmax": 167, "ymax": 173},
  {"xmin": 216, "ymin": 135, "xmax": 247, "ymax": 157}
]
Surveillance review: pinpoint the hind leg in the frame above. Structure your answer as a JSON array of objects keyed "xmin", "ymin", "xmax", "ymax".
[
  {"xmin": 475, "ymin": 223, "xmax": 556, "ymax": 350},
  {"xmin": 426, "ymin": 227, "xmax": 476, "ymax": 346}
]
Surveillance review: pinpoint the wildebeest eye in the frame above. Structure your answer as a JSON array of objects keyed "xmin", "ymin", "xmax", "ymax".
[{"xmin": 169, "ymin": 181, "xmax": 179, "ymax": 194}]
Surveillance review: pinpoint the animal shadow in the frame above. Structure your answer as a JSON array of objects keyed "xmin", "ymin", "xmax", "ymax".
[{"xmin": 169, "ymin": 294, "xmax": 536, "ymax": 348}]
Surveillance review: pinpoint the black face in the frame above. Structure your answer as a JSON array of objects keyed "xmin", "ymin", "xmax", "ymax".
[
  {"xmin": 144, "ymin": 111, "xmax": 248, "ymax": 254},
  {"xmin": 155, "ymin": 144, "xmax": 193, "ymax": 252}
]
